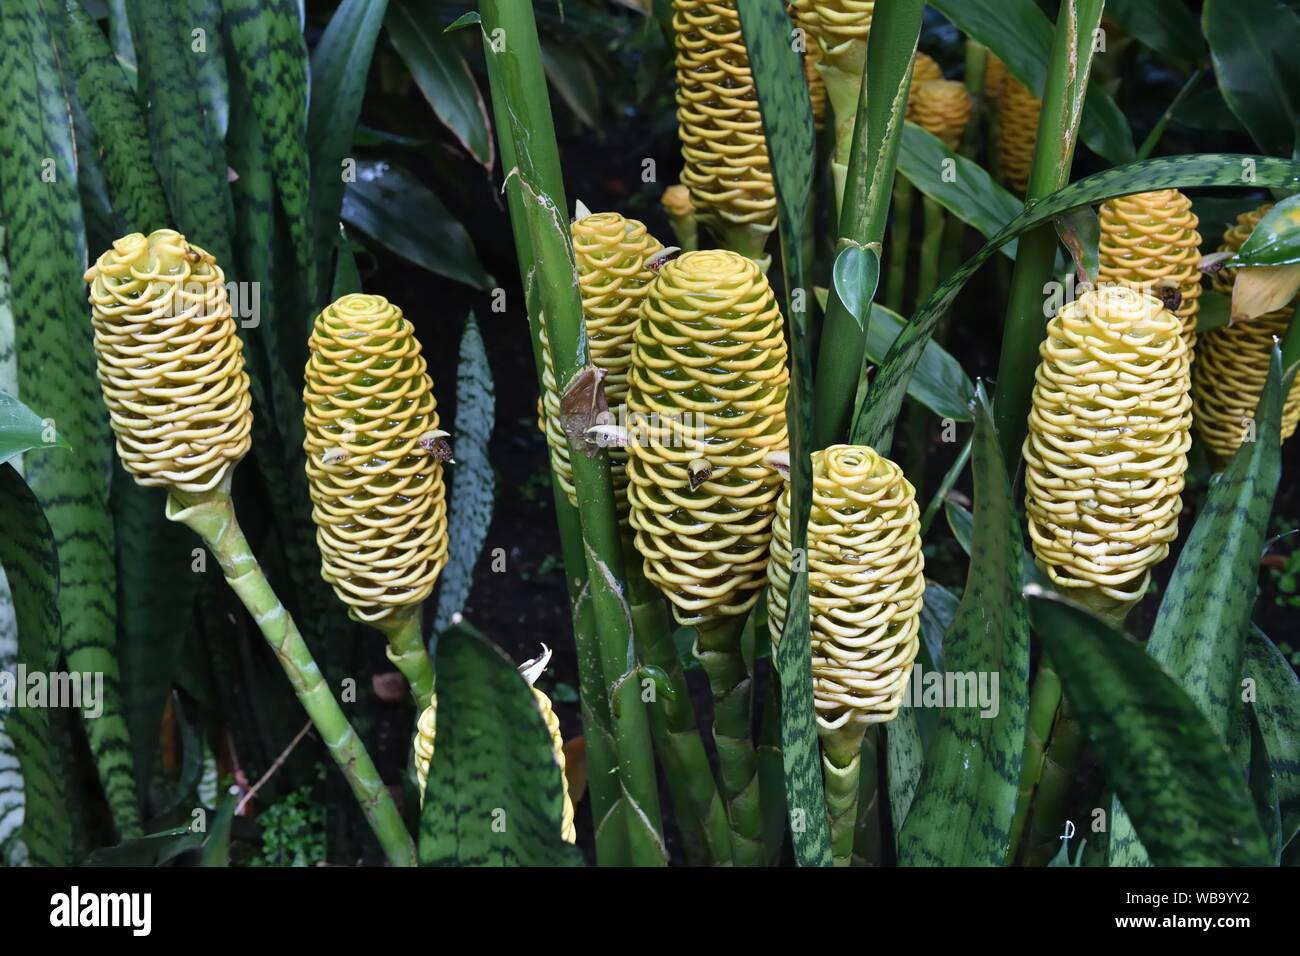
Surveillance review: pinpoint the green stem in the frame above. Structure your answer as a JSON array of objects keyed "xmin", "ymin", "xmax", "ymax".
[
  {"xmin": 820, "ymin": 722, "xmax": 867, "ymax": 866},
  {"xmin": 991, "ymin": 0, "xmax": 1107, "ymax": 469},
  {"xmin": 479, "ymin": 0, "xmax": 666, "ymax": 865},
  {"xmin": 1136, "ymin": 68, "xmax": 1204, "ymax": 161},
  {"xmin": 373, "ymin": 606, "xmax": 433, "ymax": 710},
  {"xmin": 917, "ymin": 196, "xmax": 945, "ymax": 307},
  {"xmin": 811, "ymin": 0, "xmax": 925, "ymax": 447},
  {"xmin": 885, "ymin": 180, "xmax": 914, "ymax": 314},
  {"xmin": 696, "ymin": 615, "xmax": 762, "ymax": 865},
  {"xmin": 167, "ymin": 483, "xmax": 414, "ymax": 867},
  {"xmin": 711, "ymin": 220, "xmax": 772, "ymax": 271},
  {"xmin": 1022, "ymin": 700, "xmax": 1085, "ymax": 866},
  {"xmin": 850, "ymin": 726, "xmax": 882, "ymax": 866},
  {"xmin": 1007, "ymin": 661, "xmax": 1062, "ymax": 862},
  {"xmin": 919, "ymin": 433, "xmax": 973, "ymax": 536}
]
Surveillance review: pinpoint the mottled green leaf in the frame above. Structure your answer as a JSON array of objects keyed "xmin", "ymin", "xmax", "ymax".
[
  {"xmin": 1204, "ymin": 0, "xmax": 1300, "ymax": 158},
  {"xmin": 1245, "ymin": 625, "xmax": 1300, "ymax": 848},
  {"xmin": 738, "ymin": 0, "xmax": 829, "ymax": 868},
  {"xmin": 187, "ymin": 0, "xmax": 229, "ymax": 141},
  {"xmin": 865, "ymin": 304, "xmax": 973, "ymax": 423},
  {"xmin": 898, "ymin": 387, "xmax": 1029, "ymax": 866},
  {"xmin": 342, "ymin": 160, "xmax": 492, "ymax": 289},
  {"xmin": 0, "ymin": 390, "xmax": 68, "ymax": 466},
  {"xmin": 434, "ymin": 314, "xmax": 495, "ymax": 633},
  {"xmin": 0, "ymin": 464, "xmax": 74, "ymax": 865},
  {"xmin": 1029, "ymin": 591, "xmax": 1272, "ymax": 866},
  {"xmin": 929, "ymin": 0, "xmax": 1135, "ymax": 165},
  {"xmin": 0, "ymin": 1, "xmax": 137, "ymax": 836},
  {"xmin": 387, "ymin": 0, "xmax": 493, "ymax": 169},
  {"xmin": 852, "ymin": 155, "xmax": 1300, "ymax": 452},
  {"xmin": 308, "ymin": 0, "xmax": 389, "ymax": 296},
  {"xmin": 418, "ymin": 626, "xmax": 582, "ymax": 865}
]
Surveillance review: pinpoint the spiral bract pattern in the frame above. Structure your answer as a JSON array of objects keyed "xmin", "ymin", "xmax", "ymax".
[
  {"xmin": 1194, "ymin": 204, "xmax": 1300, "ymax": 460},
  {"xmin": 539, "ymin": 213, "xmax": 663, "ymax": 512},
  {"xmin": 86, "ymin": 230, "xmax": 252, "ymax": 494},
  {"xmin": 673, "ymin": 0, "xmax": 777, "ymax": 246},
  {"xmin": 997, "ymin": 75, "xmax": 1040, "ymax": 196},
  {"xmin": 1098, "ymin": 189, "xmax": 1202, "ymax": 349},
  {"xmin": 303, "ymin": 294, "xmax": 448, "ymax": 623},
  {"xmin": 791, "ymin": 0, "xmax": 875, "ymax": 54},
  {"xmin": 1023, "ymin": 287, "xmax": 1192, "ymax": 611},
  {"xmin": 626, "ymin": 250, "xmax": 790, "ymax": 625},
  {"xmin": 909, "ymin": 79, "xmax": 971, "ymax": 150},
  {"xmin": 768, "ymin": 446, "xmax": 923, "ymax": 730}
]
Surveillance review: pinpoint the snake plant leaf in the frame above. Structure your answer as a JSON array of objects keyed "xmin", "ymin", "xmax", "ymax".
[
  {"xmin": 898, "ymin": 386, "xmax": 1029, "ymax": 866},
  {"xmin": 386, "ymin": 0, "xmax": 493, "ymax": 169},
  {"xmin": 886, "ymin": 710, "xmax": 924, "ymax": 845},
  {"xmin": 1204, "ymin": 0, "xmax": 1300, "ymax": 158},
  {"xmin": 82, "ymin": 826, "xmax": 205, "ymax": 866},
  {"xmin": 1247, "ymin": 705, "xmax": 1282, "ymax": 862},
  {"xmin": 1110, "ymin": 346, "xmax": 1282, "ymax": 866},
  {"xmin": 1245, "ymin": 625, "xmax": 1300, "ymax": 849},
  {"xmin": 187, "ymin": 0, "xmax": 230, "ymax": 141},
  {"xmin": 418, "ymin": 625, "xmax": 582, "ymax": 866},
  {"xmin": 332, "ymin": 227, "xmax": 364, "ymax": 299},
  {"xmin": 63, "ymin": 0, "xmax": 169, "ymax": 234},
  {"xmin": 342, "ymin": 160, "xmax": 493, "ymax": 289},
  {"xmin": 739, "ymin": 0, "xmax": 831, "ymax": 867},
  {"xmin": 928, "ymin": 0, "xmax": 1135, "ymax": 166},
  {"xmin": 308, "ymin": 0, "xmax": 389, "ymax": 296},
  {"xmin": 0, "ymin": 465, "xmax": 75, "ymax": 866},
  {"xmin": 106, "ymin": 0, "xmax": 136, "ymax": 81},
  {"xmin": 897, "ymin": 124, "xmax": 1022, "ymax": 261},
  {"xmin": 1104, "ymin": 0, "xmax": 1206, "ymax": 71},
  {"xmin": 945, "ymin": 499, "xmax": 1051, "ymax": 591},
  {"xmin": 830, "ymin": 244, "xmax": 881, "ymax": 333},
  {"xmin": 434, "ymin": 314, "xmax": 496, "ymax": 634},
  {"xmin": 126, "ymin": 0, "xmax": 234, "ymax": 267},
  {"xmin": 0, "ymin": 391, "xmax": 68, "ymax": 466},
  {"xmin": 1232, "ymin": 194, "xmax": 1300, "ymax": 267},
  {"xmin": 852, "ymin": 155, "xmax": 1300, "ymax": 453},
  {"xmin": 1028, "ymin": 591, "xmax": 1273, "ymax": 866},
  {"xmin": 0, "ymin": 3, "xmax": 138, "ymax": 836},
  {"xmin": 866, "ymin": 305, "xmax": 973, "ymax": 423},
  {"xmin": 222, "ymin": 0, "xmax": 314, "ymax": 283}
]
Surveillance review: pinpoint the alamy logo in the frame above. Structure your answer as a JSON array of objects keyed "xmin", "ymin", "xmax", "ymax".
[
  {"xmin": 0, "ymin": 668, "xmax": 104, "ymax": 718},
  {"xmin": 49, "ymin": 886, "xmax": 152, "ymax": 936}
]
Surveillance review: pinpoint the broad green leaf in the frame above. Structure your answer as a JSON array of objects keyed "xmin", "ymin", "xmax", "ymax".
[
  {"xmin": 1245, "ymin": 626, "xmax": 1300, "ymax": 848},
  {"xmin": 342, "ymin": 160, "xmax": 493, "ymax": 289},
  {"xmin": 83, "ymin": 826, "xmax": 204, "ymax": 866},
  {"xmin": 852, "ymin": 155, "xmax": 1300, "ymax": 452},
  {"xmin": 63, "ymin": 0, "xmax": 169, "ymax": 234},
  {"xmin": 928, "ymin": 0, "xmax": 1135, "ymax": 165},
  {"xmin": 1248, "ymin": 705, "xmax": 1282, "ymax": 862},
  {"xmin": 1111, "ymin": 347, "xmax": 1283, "ymax": 866},
  {"xmin": 1198, "ymin": 289, "xmax": 1231, "ymax": 332},
  {"xmin": 898, "ymin": 387, "xmax": 1029, "ymax": 866},
  {"xmin": 1233, "ymin": 194, "xmax": 1300, "ymax": 266},
  {"xmin": 0, "ymin": 2, "xmax": 138, "ymax": 836},
  {"xmin": 830, "ymin": 244, "xmax": 880, "ymax": 331},
  {"xmin": 738, "ymin": 0, "xmax": 830, "ymax": 868},
  {"xmin": 539, "ymin": 42, "xmax": 600, "ymax": 129},
  {"xmin": 418, "ymin": 626, "xmax": 582, "ymax": 865},
  {"xmin": 126, "ymin": 0, "xmax": 235, "ymax": 265},
  {"xmin": 1204, "ymin": 0, "xmax": 1300, "ymax": 158},
  {"xmin": 1175, "ymin": 85, "xmax": 1246, "ymax": 133},
  {"xmin": 945, "ymin": 498, "xmax": 1051, "ymax": 591},
  {"xmin": 332, "ymin": 227, "xmax": 363, "ymax": 298},
  {"xmin": 898, "ymin": 123, "xmax": 1022, "ymax": 260},
  {"xmin": 308, "ymin": 0, "xmax": 389, "ymax": 296},
  {"xmin": 866, "ymin": 305, "xmax": 973, "ymax": 423},
  {"xmin": 1104, "ymin": 0, "xmax": 1206, "ymax": 70},
  {"xmin": 199, "ymin": 788, "xmax": 238, "ymax": 866},
  {"xmin": 387, "ymin": 0, "xmax": 493, "ymax": 169},
  {"xmin": 886, "ymin": 710, "xmax": 924, "ymax": 846},
  {"xmin": 222, "ymin": 0, "xmax": 315, "ymax": 284},
  {"xmin": 433, "ymin": 314, "xmax": 496, "ymax": 633},
  {"xmin": 1028, "ymin": 591, "xmax": 1273, "ymax": 866},
  {"xmin": 0, "ymin": 464, "xmax": 74, "ymax": 865},
  {"xmin": 0, "ymin": 390, "xmax": 67, "ymax": 466},
  {"xmin": 106, "ymin": 0, "xmax": 136, "ymax": 81},
  {"xmin": 187, "ymin": 0, "xmax": 230, "ymax": 141}
]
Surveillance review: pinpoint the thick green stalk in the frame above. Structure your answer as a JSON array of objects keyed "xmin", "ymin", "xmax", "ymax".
[
  {"xmin": 479, "ymin": 0, "xmax": 666, "ymax": 865},
  {"xmin": 885, "ymin": 181, "xmax": 914, "ymax": 314},
  {"xmin": 850, "ymin": 726, "xmax": 882, "ymax": 866},
  {"xmin": 1021, "ymin": 703, "xmax": 1085, "ymax": 866},
  {"xmin": 697, "ymin": 616, "xmax": 762, "ymax": 865},
  {"xmin": 812, "ymin": 0, "xmax": 925, "ymax": 447},
  {"xmin": 991, "ymin": 0, "xmax": 1107, "ymax": 468},
  {"xmin": 904, "ymin": 196, "xmax": 949, "ymax": 487},
  {"xmin": 820, "ymin": 723, "xmax": 867, "ymax": 866},
  {"xmin": 1007, "ymin": 661, "xmax": 1062, "ymax": 862},
  {"xmin": 625, "ymin": 555, "xmax": 731, "ymax": 866},
  {"xmin": 167, "ymin": 483, "xmax": 414, "ymax": 867},
  {"xmin": 373, "ymin": 606, "xmax": 433, "ymax": 710}
]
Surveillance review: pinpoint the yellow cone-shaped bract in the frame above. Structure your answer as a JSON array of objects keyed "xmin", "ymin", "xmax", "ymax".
[
  {"xmin": 302, "ymin": 294, "xmax": 448, "ymax": 623},
  {"xmin": 1098, "ymin": 189, "xmax": 1202, "ymax": 350},
  {"xmin": 909, "ymin": 79, "xmax": 972, "ymax": 150},
  {"xmin": 86, "ymin": 230, "xmax": 253, "ymax": 494},
  {"xmin": 1193, "ymin": 203, "xmax": 1300, "ymax": 460},
  {"xmin": 538, "ymin": 212, "xmax": 664, "ymax": 515},
  {"xmin": 1023, "ymin": 287, "xmax": 1192, "ymax": 612},
  {"xmin": 804, "ymin": 41, "xmax": 828, "ymax": 132},
  {"xmin": 673, "ymin": 0, "xmax": 776, "ymax": 257},
  {"xmin": 626, "ymin": 250, "xmax": 790, "ymax": 625},
  {"xmin": 997, "ymin": 74, "xmax": 1040, "ymax": 196},
  {"xmin": 413, "ymin": 676, "xmax": 576, "ymax": 844},
  {"xmin": 768, "ymin": 445, "xmax": 923, "ymax": 730},
  {"xmin": 984, "ymin": 53, "xmax": 1008, "ymax": 108},
  {"xmin": 791, "ymin": 0, "xmax": 875, "ymax": 53},
  {"xmin": 905, "ymin": 52, "xmax": 945, "ymax": 121}
]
